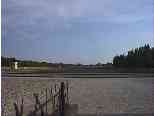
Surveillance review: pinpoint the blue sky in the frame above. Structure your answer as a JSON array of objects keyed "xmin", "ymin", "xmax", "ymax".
[{"xmin": 2, "ymin": 0, "xmax": 154, "ymax": 64}]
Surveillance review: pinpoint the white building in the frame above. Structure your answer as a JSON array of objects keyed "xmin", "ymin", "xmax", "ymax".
[{"xmin": 14, "ymin": 62, "xmax": 18, "ymax": 70}]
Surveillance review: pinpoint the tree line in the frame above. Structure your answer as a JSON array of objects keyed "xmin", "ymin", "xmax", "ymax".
[
  {"xmin": 1, "ymin": 56, "xmax": 62, "ymax": 67},
  {"xmin": 113, "ymin": 44, "xmax": 154, "ymax": 67},
  {"xmin": 2, "ymin": 44, "xmax": 154, "ymax": 68}
]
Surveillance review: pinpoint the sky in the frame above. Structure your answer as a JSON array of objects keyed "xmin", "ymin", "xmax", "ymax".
[{"xmin": 1, "ymin": 0, "xmax": 154, "ymax": 64}]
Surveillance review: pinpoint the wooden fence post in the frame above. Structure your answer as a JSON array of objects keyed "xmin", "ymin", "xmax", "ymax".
[
  {"xmin": 66, "ymin": 81, "xmax": 69, "ymax": 104},
  {"xmin": 14, "ymin": 103, "xmax": 19, "ymax": 116},
  {"xmin": 14, "ymin": 97, "xmax": 24, "ymax": 116},
  {"xmin": 60, "ymin": 82, "xmax": 65, "ymax": 116},
  {"xmin": 33, "ymin": 93, "xmax": 40, "ymax": 111},
  {"xmin": 46, "ymin": 88, "xmax": 48, "ymax": 114},
  {"xmin": 20, "ymin": 98, "xmax": 23, "ymax": 116},
  {"xmin": 33, "ymin": 93, "xmax": 44, "ymax": 116}
]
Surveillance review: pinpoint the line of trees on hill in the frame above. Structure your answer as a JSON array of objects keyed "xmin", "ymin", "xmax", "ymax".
[
  {"xmin": 2, "ymin": 44, "xmax": 154, "ymax": 68},
  {"xmin": 1, "ymin": 57, "xmax": 16, "ymax": 67},
  {"xmin": 1, "ymin": 57, "xmax": 63, "ymax": 67},
  {"xmin": 113, "ymin": 44, "xmax": 154, "ymax": 67}
]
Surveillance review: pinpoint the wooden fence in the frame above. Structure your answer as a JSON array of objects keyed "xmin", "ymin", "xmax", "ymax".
[{"xmin": 13, "ymin": 81, "xmax": 70, "ymax": 116}]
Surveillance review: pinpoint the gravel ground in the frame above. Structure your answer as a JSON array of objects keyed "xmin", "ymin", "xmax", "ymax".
[{"xmin": 2, "ymin": 77, "xmax": 154, "ymax": 116}]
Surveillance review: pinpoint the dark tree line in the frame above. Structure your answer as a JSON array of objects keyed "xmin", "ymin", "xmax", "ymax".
[
  {"xmin": 1, "ymin": 56, "xmax": 16, "ymax": 67},
  {"xmin": 1, "ymin": 56, "xmax": 57, "ymax": 67},
  {"xmin": 1, "ymin": 56, "xmax": 76, "ymax": 68},
  {"xmin": 113, "ymin": 44, "xmax": 154, "ymax": 67},
  {"xmin": 2, "ymin": 44, "xmax": 154, "ymax": 68}
]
